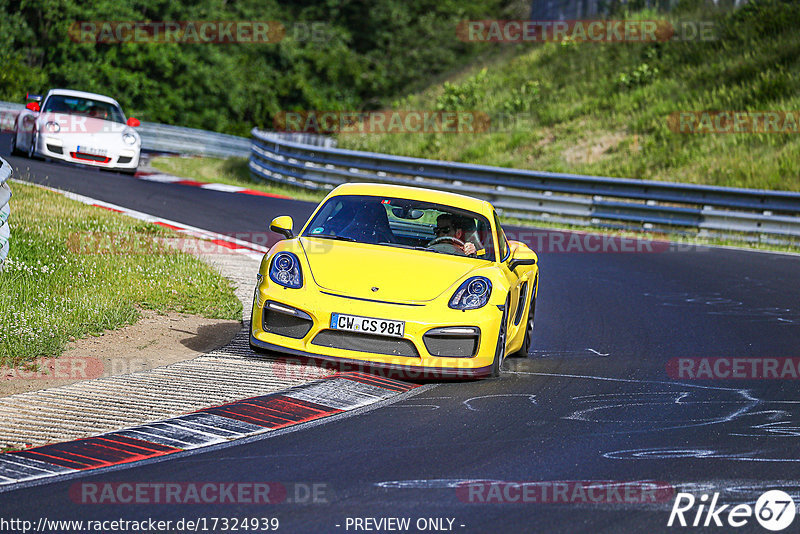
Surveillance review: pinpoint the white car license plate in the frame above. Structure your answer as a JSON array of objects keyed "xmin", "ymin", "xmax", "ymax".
[
  {"xmin": 77, "ymin": 146, "xmax": 107, "ymax": 157},
  {"xmin": 330, "ymin": 313, "xmax": 405, "ymax": 338}
]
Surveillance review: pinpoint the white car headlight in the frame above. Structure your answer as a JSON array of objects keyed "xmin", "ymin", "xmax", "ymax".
[
  {"xmin": 44, "ymin": 121, "xmax": 60, "ymax": 133},
  {"xmin": 122, "ymin": 132, "xmax": 137, "ymax": 145}
]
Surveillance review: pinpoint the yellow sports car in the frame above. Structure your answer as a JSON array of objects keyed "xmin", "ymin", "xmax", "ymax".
[{"xmin": 249, "ymin": 183, "xmax": 539, "ymax": 379}]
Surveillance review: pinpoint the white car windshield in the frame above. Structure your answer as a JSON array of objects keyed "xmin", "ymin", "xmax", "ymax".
[
  {"xmin": 303, "ymin": 194, "xmax": 496, "ymax": 261},
  {"xmin": 42, "ymin": 95, "xmax": 126, "ymax": 123}
]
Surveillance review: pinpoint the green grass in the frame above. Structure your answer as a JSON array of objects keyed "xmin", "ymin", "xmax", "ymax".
[
  {"xmin": 0, "ymin": 182, "xmax": 242, "ymax": 366},
  {"xmin": 337, "ymin": 1, "xmax": 800, "ymax": 192},
  {"xmin": 149, "ymin": 156, "xmax": 326, "ymax": 203}
]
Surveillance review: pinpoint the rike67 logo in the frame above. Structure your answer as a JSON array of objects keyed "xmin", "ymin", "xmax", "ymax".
[{"xmin": 668, "ymin": 490, "xmax": 796, "ymax": 531}]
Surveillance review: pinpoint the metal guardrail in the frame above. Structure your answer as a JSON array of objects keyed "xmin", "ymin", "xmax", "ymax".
[
  {"xmin": 0, "ymin": 100, "xmax": 335, "ymax": 157},
  {"xmin": 256, "ymin": 131, "xmax": 336, "ymax": 149},
  {"xmin": 0, "ymin": 156, "xmax": 12, "ymax": 268},
  {"xmin": 0, "ymin": 102, "xmax": 23, "ymax": 134},
  {"xmin": 249, "ymin": 128, "xmax": 800, "ymax": 240},
  {"xmin": 0, "ymin": 100, "xmax": 265, "ymax": 158},
  {"xmin": 136, "ymin": 122, "xmax": 336, "ymax": 158},
  {"xmin": 136, "ymin": 125, "xmax": 335, "ymax": 157},
  {"xmin": 134, "ymin": 122, "xmax": 251, "ymax": 158}
]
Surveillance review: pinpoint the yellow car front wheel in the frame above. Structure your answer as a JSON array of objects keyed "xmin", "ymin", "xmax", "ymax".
[
  {"xmin": 490, "ymin": 295, "xmax": 510, "ymax": 378},
  {"xmin": 512, "ymin": 297, "xmax": 535, "ymax": 358}
]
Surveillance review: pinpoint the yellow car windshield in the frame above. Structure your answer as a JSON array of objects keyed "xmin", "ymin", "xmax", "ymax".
[{"xmin": 303, "ymin": 195, "xmax": 496, "ymax": 261}]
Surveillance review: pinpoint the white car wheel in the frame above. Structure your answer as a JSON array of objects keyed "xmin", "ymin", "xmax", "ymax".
[
  {"xmin": 9, "ymin": 131, "xmax": 19, "ymax": 155},
  {"xmin": 27, "ymin": 132, "xmax": 37, "ymax": 159}
]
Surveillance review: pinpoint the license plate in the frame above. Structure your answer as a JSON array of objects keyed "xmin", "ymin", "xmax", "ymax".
[
  {"xmin": 330, "ymin": 313, "xmax": 405, "ymax": 338},
  {"xmin": 77, "ymin": 146, "xmax": 107, "ymax": 157}
]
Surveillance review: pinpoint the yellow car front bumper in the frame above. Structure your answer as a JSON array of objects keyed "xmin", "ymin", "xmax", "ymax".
[{"xmin": 250, "ymin": 283, "xmax": 503, "ymax": 379}]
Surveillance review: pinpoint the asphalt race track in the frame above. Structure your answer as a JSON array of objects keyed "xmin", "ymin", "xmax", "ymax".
[{"xmin": 2, "ymin": 134, "xmax": 800, "ymax": 533}]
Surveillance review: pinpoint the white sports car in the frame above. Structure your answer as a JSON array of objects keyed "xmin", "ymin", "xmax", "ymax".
[{"xmin": 12, "ymin": 89, "xmax": 142, "ymax": 174}]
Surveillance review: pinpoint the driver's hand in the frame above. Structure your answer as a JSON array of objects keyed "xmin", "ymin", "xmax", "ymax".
[{"xmin": 463, "ymin": 242, "xmax": 476, "ymax": 255}]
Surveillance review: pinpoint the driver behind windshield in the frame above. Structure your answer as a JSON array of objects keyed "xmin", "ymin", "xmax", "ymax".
[
  {"xmin": 87, "ymin": 105, "xmax": 108, "ymax": 119},
  {"xmin": 429, "ymin": 214, "xmax": 477, "ymax": 256}
]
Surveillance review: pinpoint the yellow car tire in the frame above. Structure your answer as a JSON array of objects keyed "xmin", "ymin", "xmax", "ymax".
[{"xmin": 490, "ymin": 295, "xmax": 510, "ymax": 378}]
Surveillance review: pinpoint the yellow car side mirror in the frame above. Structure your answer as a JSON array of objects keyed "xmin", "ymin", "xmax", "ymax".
[
  {"xmin": 270, "ymin": 215, "xmax": 294, "ymax": 239},
  {"xmin": 508, "ymin": 248, "xmax": 537, "ymax": 272}
]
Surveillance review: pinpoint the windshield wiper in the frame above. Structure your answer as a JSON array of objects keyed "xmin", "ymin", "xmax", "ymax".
[
  {"xmin": 421, "ymin": 247, "xmax": 451, "ymax": 255},
  {"xmin": 378, "ymin": 242, "xmax": 420, "ymax": 249},
  {"xmin": 378, "ymin": 242, "xmax": 450, "ymax": 254},
  {"xmin": 307, "ymin": 234, "xmax": 357, "ymax": 242}
]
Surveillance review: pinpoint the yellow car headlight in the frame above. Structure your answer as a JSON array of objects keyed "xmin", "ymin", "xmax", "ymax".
[
  {"xmin": 269, "ymin": 252, "xmax": 303, "ymax": 289},
  {"xmin": 449, "ymin": 277, "xmax": 492, "ymax": 310}
]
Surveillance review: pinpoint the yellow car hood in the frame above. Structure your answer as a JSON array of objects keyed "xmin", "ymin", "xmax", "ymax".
[{"xmin": 301, "ymin": 237, "xmax": 480, "ymax": 303}]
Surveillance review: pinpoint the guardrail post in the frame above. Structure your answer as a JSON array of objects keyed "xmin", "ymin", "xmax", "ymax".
[{"xmin": 0, "ymin": 157, "xmax": 12, "ymax": 270}]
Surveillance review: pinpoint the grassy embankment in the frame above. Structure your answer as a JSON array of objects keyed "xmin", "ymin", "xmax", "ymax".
[
  {"xmin": 339, "ymin": 1, "xmax": 800, "ymax": 192},
  {"xmin": 0, "ymin": 182, "xmax": 242, "ymax": 366}
]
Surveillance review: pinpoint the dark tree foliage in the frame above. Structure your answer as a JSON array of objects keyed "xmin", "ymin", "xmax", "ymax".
[{"xmin": 0, "ymin": 0, "xmax": 503, "ymax": 135}]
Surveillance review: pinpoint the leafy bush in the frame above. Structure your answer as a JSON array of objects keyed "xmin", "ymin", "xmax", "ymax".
[
  {"xmin": 617, "ymin": 63, "xmax": 660, "ymax": 89},
  {"xmin": 436, "ymin": 69, "xmax": 489, "ymax": 111},
  {"xmin": 502, "ymin": 80, "xmax": 541, "ymax": 113}
]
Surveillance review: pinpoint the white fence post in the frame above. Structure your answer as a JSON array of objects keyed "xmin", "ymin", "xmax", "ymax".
[{"xmin": 0, "ymin": 156, "xmax": 12, "ymax": 269}]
